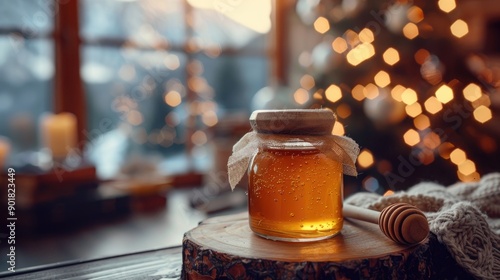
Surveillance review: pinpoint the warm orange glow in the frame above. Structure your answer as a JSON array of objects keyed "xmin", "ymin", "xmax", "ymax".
[
  {"xmin": 164, "ymin": 90, "xmax": 182, "ymax": 107},
  {"xmin": 332, "ymin": 37, "xmax": 348, "ymax": 54},
  {"xmin": 346, "ymin": 43, "xmax": 375, "ymax": 66},
  {"xmin": 164, "ymin": 54, "xmax": 180, "ymax": 70},
  {"xmin": 188, "ymin": 0, "xmax": 271, "ymax": 33},
  {"xmin": 451, "ymin": 19, "xmax": 469, "ymax": 38},
  {"xmin": 383, "ymin": 190, "xmax": 395, "ymax": 196},
  {"xmin": 472, "ymin": 94, "xmax": 491, "ymax": 109},
  {"xmin": 191, "ymin": 130, "xmax": 207, "ymax": 146},
  {"xmin": 352, "ymin": 84, "xmax": 366, "ymax": 101},
  {"xmin": 438, "ymin": 0, "xmax": 456, "ymax": 13},
  {"xmin": 450, "ymin": 148, "xmax": 466, "ymax": 165},
  {"xmin": 358, "ymin": 149, "xmax": 374, "ymax": 168},
  {"xmin": 423, "ymin": 131, "xmax": 441, "ymax": 149},
  {"xmin": 414, "ymin": 49, "xmax": 430, "ymax": 65},
  {"xmin": 438, "ymin": 142, "xmax": 455, "ymax": 159},
  {"xmin": 391, "ymin": 85, "xmax": 405, "ymax": 102},
  {"xmin": 457, "ymin": 171, "xmax": 480, "ymax": 182},
  {"xmin": 424, "ymin": 96, "xmax": 443, "ymax": 114},
  {"xmin": 405, "ymin": 102, "xmax": 422, "ymax": 118},
  {"xmin": 414, "ymin": 114, "xmax": 430, "ymax": 130},
  {"xmin": 359, "ymin": 28, "xmax": 374, "ymax": 43},
  {"xmin": 473, "ymin": 105, "xmax": 492, "ymax": 123},
  {"xmin": 463, "ymin": 83, "xmax": 482, "ymax": 102},
  {"xmin": 300, "ymin": 75, "xmax": 315, "ymax": 90},
  {"xmin": 293, "ymin": 88, "xmax": 310, "ymax": 105},
  {"xmin": 344, "ymin": 29, "xmax": 360, "ymax": 47},
  {"xmin": 401, "ymin": 88, "xmax": 418, "ymax": 105},
  {"xmin": 374, "ymin": 71, "xmax": 391, "ymax": 88},
  {"xmin": 332, "ymin": 121, "xmax": 345, "ymax": 136},
  {"xmin": 407, "ymin": 6, "xmax": 424, "ymax": 23},
  {"xmin": 404, "ymin": 129, "xmax": 420, "ymax": 146},
  {"xmin": 364, "ymin": 83, "xmax": 379, "ymax": 100},
  {"xmin": 314, "ymin": 17, "xmax": 330, "ymax": 34},
  {"xmin": 435, "ymin": 84, "xmax": 454, "ymax": 104},
  {"xmin": 202, "ymin": 111, "xmax": 218, "ymax": 127},
  {"xmin": 313, "ymin": 90, "xmax": 323, "ymax": 100},
  {"xmin": 127, "ymin": 110, "xmax": 143, "ymax": 126},
  {"xmin": 458, "ymin": 159, "xmax": 476, "ymax": 176},
  {"xmin": 325, "ymin": 84, "xmax": 342, "ymax": 103},
  {"xmin": 383, "ymin": 48, "xmax": 400, "ymax": 66},
  {"xmin": 403, "ymin": 23, "xmax": 419, "ymax": 40},
  {"xmin": 336, "ymin": 103, "xmax": 352, "ymax": 119}
]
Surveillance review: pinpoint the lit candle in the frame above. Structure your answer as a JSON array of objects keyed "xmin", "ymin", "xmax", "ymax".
[
  {"xmin": 0, "ymin": 137, "xmax": 11, "ymax": 169},
  {"xmin": 41, "ymin": 113, "xmax": 77, "ymax": 159}
]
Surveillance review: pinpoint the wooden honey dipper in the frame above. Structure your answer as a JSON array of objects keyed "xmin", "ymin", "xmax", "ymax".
[{"xmin": 343, "ymin": 203, "xmax": 430, "ymax": 245}]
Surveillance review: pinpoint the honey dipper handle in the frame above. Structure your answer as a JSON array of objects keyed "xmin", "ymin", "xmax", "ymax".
[{"xmin": 343, "ymin": 204, "xmax": 380, "ymax": 224}]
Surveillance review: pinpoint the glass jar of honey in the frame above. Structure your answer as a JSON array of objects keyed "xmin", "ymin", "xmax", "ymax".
[{"xmin": 245, "ymin": 109, "xmax": 352, "ymax": 242}]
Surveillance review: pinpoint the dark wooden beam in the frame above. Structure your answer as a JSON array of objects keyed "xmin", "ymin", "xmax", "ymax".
[{"xmin": 54, "ymin": 0, "xmax": 86, "ymax": 148}]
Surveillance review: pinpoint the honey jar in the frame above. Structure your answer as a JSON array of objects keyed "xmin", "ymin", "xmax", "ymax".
[{"xmin": 227, "ymin": 109, "xmax": 359, "ymax": 242}]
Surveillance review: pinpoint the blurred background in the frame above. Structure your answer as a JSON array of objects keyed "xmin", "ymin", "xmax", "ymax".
[{"xmin": 0, "ymin": 0, "xmax": 499, "ymax": 271}]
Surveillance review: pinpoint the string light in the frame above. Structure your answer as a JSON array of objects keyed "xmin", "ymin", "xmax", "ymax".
[
  {"xmin": 435, "ymin": 84, "xmax": 454, "ymax": 104},
  {"xmin": 402, "ymin": 22, "xmax": 419, "ymax": 39},
  {"xmin": 293, "ymin": 88, "xmax": 310, "ymax": 105},
  {"xmin": 164, "ymin": 90, "xmax": 182, "ymax": 107},
  {"xmin": 383, "ymin": 48, "xmax": 400, "ymax": 65},
  {"xmin": 424, "ymin": 96, "xmax": 443, "ymax": 114},
  {"xmin": 374, "ymin": 71, "xmax": 391, "ymax": 88},
  {"xmin": 438, "ymin": 0, "xmax": 456, "ymax": 13},
  {"xmin": 390, "ymin": 85, "xmax": 405, "ymax": 102},
  {"xmin": 407, "ymin": 6, "xmax": 424, "ymax": 23},
  {"xmin": 351, "ymin": 84, "xmax": 366, "ymax": 101},
  {"xmin": 450, "ymin": 19, "xmax": 469, "ymax": 38},
  {"xmin": 401, "ymin": 88, "xmax": 418, "ymax": 105},
  {"xmin": 325, "ymin": 84, "xmax": 342, "ymax": 103},
  {"xmin": 336, "ymin": 103, "xmax": 352, "ymax": 118},
  {"xmin": 458, "ymin": 159, "xmax": 476, "ymax": 176},
  {"xmin": 364, "ymin": 83, "xmax": 379, "ymax": 100},
  {"xmin": 463, "ymin": 83, "xmax": 482, "ymax": 102},
  {"xmin": 314, "ymin": 16, "xmax": 330, "ymax": 34},
  {"xmin": 332, "ymin": 37, "xmax": 348, "ymax": 54},
  {"xmin": 332, "ymin": 121, "xmax": 345, "ymax": 136},
  {"xmin": 359, "ymin": 28, "xmax": 374, "ymax": 43},
  {"xmin": 308, "ymin": 0, "xmax": 495, "ymax": 184},
  {"xmin": 414, "ymin": 114, "xmax": 430, "ymax": 130},
  {"xmin": 405, "ymin": 102, "xmax": 422, "ymax": 118},
  {"xmin": 358, "ymin": 149, "xmax": 375, "ymax": 168},
  {"xmin": 300, "ymin": 74, "xmax": 316, "ymax": 90},
  {"xmin": 473, "ymin": 105, "xmax": 492, "ymax": 123},
  {"xmin": 403, "ymin": 129, "xmax": 420, "ymax": 146},
  {"xmin": 450, "ymin": 148, "xmax": 466, "ymax": 165}
]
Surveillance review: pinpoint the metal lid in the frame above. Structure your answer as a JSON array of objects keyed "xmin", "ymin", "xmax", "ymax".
[{"xmin": 249, "ymin": 109, "xmax": 336, "ymax": 135}]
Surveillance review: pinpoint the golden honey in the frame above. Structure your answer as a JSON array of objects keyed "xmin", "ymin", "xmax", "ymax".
[{"xmin": 248, "ymin": 142, "xmax": 343, "ymax": 241}]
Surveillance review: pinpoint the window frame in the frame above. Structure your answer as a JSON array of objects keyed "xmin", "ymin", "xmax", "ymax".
[{"xmin": 52, "ymin": 0, "xmax": 288, "ymax": 180}]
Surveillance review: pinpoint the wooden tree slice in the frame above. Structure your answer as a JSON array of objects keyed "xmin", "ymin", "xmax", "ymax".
[{"xmin": 182, "ymin": 212, "xmax": 433, "ymax": 279}]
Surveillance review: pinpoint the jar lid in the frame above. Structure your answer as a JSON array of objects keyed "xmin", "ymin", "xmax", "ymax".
[{"xmin": 249, "ymin": 109, "xmax": 336, "ymax": 135}]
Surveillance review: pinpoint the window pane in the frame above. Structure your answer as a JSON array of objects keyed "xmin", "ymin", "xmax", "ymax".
[
  {"xmin": 0, "ymin": 37, "xmax": 54, "ymax": 151},
  {"xmin": 0, "ymin": 0, "xmax": 54, "ymax": 35},
  {"xmin": 195, "ymin": 54, "xmax": 270, "ymax": 114},
  {"xmin": 190, "ymin": 1, "xmax": 271, "ymax": 51},
  {"xmin": 80, "ymin": 0, "xmax": 185, "ymax": 46},
  {"xmin": 81, "ymin": 46, "xmax": 188, "ymax": 177}
]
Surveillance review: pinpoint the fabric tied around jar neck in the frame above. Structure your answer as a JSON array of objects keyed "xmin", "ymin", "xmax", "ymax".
[{"xmin": 227, "ymin": 131, "xmax": 360, "ymax": 190}]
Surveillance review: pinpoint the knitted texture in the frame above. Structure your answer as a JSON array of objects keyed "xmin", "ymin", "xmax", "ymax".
[{"xmin": 345, "ymin": 173, "xmax": 500, "ymax": 280}]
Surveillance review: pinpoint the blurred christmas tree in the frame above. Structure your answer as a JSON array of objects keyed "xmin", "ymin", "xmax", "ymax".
[{"xmin": 295, "ymin": 0, "xmax": 500, "ymax": 193}]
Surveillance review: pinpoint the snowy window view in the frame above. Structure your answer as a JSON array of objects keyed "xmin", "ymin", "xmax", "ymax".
[{"xmin": 1, "ymin": 0, "xmax": 272, "ymax": 178}]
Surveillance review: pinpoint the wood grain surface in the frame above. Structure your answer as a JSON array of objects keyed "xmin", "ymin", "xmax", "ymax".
[{"xmin": 182, "ymin": 212, "xmax": 433, "ymax": 279}]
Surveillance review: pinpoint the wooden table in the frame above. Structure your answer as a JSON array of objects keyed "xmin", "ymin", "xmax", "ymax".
[
  {"xmin": 0, "ymin": 246, "xmax": 183, "ymax": 280},
  {"xmin": 1, "ymin": 228, "xmax": 474, "ymax": 279}
]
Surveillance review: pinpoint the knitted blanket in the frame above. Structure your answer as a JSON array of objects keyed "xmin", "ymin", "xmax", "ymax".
[{"xmin": 344, "ymin": 173, "xmax": 500, "ymax": 280}]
